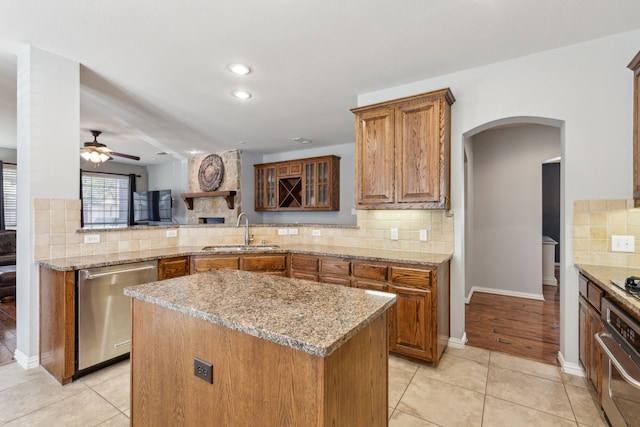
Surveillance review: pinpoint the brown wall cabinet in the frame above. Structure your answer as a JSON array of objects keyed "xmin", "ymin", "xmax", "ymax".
[
  {"xmin": 289, "ymin": 253, "xmax": 450, "ymax": 364},
  {"xmin": 578, "ymin": 274, "xmax": 603, "ymax": 398},
  {"xmin": 629, "ymin": 51, "xmax": 640, "ymax": 206},
  {"xmin": 254, "ymin": 155, "xmax": 340, "ymax": 211},
  {"xmin": 352, "ymin": 88, "xmax": 455, "ymax": 209}
]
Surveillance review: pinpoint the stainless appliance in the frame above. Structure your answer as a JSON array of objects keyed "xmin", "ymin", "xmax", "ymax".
[
  {"xmin": 595, "ymin": 298, "xmax": 640, "ymax": 427},
  {"xmin": 77, "ymin": 260, "xmax": 157, "ymax": 372}
]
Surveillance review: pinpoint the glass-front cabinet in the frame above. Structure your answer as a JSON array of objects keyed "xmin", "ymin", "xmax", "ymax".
[
  {"xmin": 255, "ymin": 165, "xmax": 276, "ymax": 210},
  {"xmin": 254, "ymin": 155, "xmax": 340, "ymax": 211}
]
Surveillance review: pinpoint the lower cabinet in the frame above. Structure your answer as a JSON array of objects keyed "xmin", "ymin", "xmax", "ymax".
[
  {"xmin": 289, "ymin": 253, "xmax": 450, "ymax": 364},
  {"xmin": 191, "ymin": 254, "xmax": 287, "ymax": 276},
  {"xmin": 578, "ymin": 274, "xmax": 603, "ymax": 398},
  {"xmin": 158, "ymin": 256, "xmax": 189, "ymax": 280}
]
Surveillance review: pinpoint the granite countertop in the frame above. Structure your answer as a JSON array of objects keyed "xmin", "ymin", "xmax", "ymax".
[
  {"xmin": 37, "ymin": 243, "xmax": 452, "ymax": 271},
  {"xmin": 124, "ymin": 269, "xmax": 396, "ymax": 357},
  {"xmin": 576, "ymin": 263, "xmax": 640, "ymax": 320}
]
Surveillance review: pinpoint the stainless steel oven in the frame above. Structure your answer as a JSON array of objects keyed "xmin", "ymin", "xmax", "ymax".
[{"xmin": 595, "ymin": 298, "xmax": 640, "ymax": 427}]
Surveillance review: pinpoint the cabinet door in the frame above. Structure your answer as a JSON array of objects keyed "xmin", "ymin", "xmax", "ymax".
[
  {"xmin": 578, "ymin": 297, "xmax": 588, "ymax": 371},
  {"xmin": 395, "ymin": 97, "xmax": 442, "ymax": 204},
  {"xmin": 389, "ymin": 284, "xmax": 432, "ymax": 361},
  {"xmin": 588, "ymin": 307, "xmax": 603, "ymax": 394},
  {"xmin": 241, "ymin": 255, "xmax": 287, "ymax": 274},
  {"xmin": 255, "ymin": 165, "xmax": 276, "ymax": 210},
  {"xmin": 191, "ymin": 256, "xmax": 239, "ymax": 273},
  {"xmin": 158, "ymin": 256, "xmax": 189, "ymax": 280},
  {"xmin": 354, "ymin": 108, "xmax": 395, "ymax": 205}
]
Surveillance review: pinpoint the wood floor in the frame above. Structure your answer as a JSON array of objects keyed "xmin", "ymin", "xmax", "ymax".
[
  {"xmin": 0, "ymin": 298, "xmax": 16, "ymax": 365},
  {"xmin": 465, "ymin": 280, "xmax": 560, "ymax": 365}
]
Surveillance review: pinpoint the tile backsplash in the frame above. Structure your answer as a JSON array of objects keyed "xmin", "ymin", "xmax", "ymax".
[
  {"xmin": 34, "ymin": 198, "xmax": 454, "ymax": 259},
  {"xmin": 573, "ymin": 199, "xmax": 640, "ymax": 267}
]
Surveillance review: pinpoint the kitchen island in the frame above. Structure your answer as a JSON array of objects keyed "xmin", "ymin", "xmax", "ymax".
[{"xmin": 125, "ymin": 269, "xmax": 396, "ymax": 427}]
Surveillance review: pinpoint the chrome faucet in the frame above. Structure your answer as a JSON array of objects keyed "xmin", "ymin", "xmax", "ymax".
[{"xmin": 236, "ymin": 212, "xmax": 252, "ymax": 245}]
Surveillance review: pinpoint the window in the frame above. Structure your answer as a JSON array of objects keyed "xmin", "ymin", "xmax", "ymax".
[
  {"xmin": 2, "ymin": 164, "xmax": 17, "ymax": 229},
  {"xmin": 81, "ymin": 172, "xmax": 130, "ymax": 227}
]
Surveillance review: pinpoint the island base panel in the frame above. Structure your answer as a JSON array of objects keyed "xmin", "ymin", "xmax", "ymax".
[{"xmin": 130, "ymin": 299, "xmax": 388, "ymax": 427}]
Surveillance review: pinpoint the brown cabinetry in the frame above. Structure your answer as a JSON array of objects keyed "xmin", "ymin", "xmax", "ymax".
[
  {"xmin": 191, "ymin": 254, "xmax": 287, "ymax": 276},
  {"xmin": 352, "ymin": 88, "xmax": 455, "ymax": 209},
  {"xmin": 254, "ymin": 155, "xmax": 340, "ymax": 211},
  {"xmin": 578, "ymin": 274, "xmax": 603, "ymax": 397},
  {"xmin": 288, "ymin": 254, "xmax": 449, "ymax": 364},
  {"xmin": 628, "ymin": 51, "xmax": 640, "ymax": 206},
  {"xmin": 158, "ymin": 256, "xmax": 189, "ymax": 280}
]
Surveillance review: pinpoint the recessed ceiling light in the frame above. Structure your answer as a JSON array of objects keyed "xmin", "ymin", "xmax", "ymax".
[
  {"xmin": 232, "ymin": 90, "xmax": 252, "ymax": 99},
  {"xmin": 292, "ymin": 137, "xmax": 312, "ymax": 144},
  {"xmin": 228, "ymin": 63, "xmax": 252, "ymax": 75},
  {"xmin": 238, "ymin": 141, "xmax": 246, "ymax": 145}
]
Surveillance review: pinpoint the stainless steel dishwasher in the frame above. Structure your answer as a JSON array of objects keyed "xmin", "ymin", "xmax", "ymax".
[{"xmin": 77, "ymin": 260, "xmax": 158, "ymax": 372}]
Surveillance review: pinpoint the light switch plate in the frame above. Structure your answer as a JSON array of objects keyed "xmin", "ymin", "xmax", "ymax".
[
  {"xmin": 611, "ymin": 235, "xmax": 635, "ymax": 252},
  {"xmin": 278, "ymin": 229, "xmax": 288, "ymax": 235},
  {"xmin": 288, "ymin": 228, "xmax": 298, "ymax": 235},
  {"xmin": 419, "ymin": 230, "xmax": 428, "ymax": 241},
  {"xmin": 166, "ymin": 229, "xmax": 178, "ymax": 238},
  {"xmin": 312, "ymin": 229, "xmax": 321, "ymax": 237}
]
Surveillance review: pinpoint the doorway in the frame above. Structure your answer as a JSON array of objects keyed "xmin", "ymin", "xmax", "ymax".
[{"xmin": 463, "ymin": 120, "xmax": 562, "ymax": 364}]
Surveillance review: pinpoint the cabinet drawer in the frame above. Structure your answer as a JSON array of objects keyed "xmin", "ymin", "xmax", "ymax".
[
  {"xmin": 191, "ymin": 256, "xmax": 239, "ymax": 273},
  {"xmin": 587, "ymin": 282, "xmax": 603, "ymax": 313},
  {"xmin": 352, "ymin": 279, "xmax": 389, "ymax": 292},
  {"xmin": 320, "ymin": 257, "xmax": 350, "ymax": 277},
  {"xmin": 390, "ymin": 267, "xmax": 432, "ymax": 288},
  {"xmin": 277, "ymin": 162, "xmax": 302, "ymax": 177},
  {"xmin": 578, "ymin": 274, "xmax": 588, "ymax": 298},
  {"xmin": 241, "ymin": 255, "xmax": 287, "ymax": 272},
  {"xmin": 291, "ymin": 254, "xmax": 319, "ymax": 273},
  {"xmin": 352, "ymin": 262, "xmax": 388, "ymax": 281},
  {"xmin": 158, "ymin": 256, "xmax": 189, "ymax": 280},
  {"xmin": 291, "ymin": 272, "xmax": 318, "ymax": 282}
]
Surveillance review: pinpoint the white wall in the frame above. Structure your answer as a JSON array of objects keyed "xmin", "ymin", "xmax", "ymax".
[
  {"xmin": 358, "ymin": 29, "xmax": 640, "ymax": 368},
  {"xmin": 0, "ymin": 147, "xmax": 17, "ymax": 163},
  {"xmin": 466, "ymin": 124, "xmax": 560, "ymax": 298},
  {"xmin": 260, "ymin": 143, "xmax": 356, "ymax": 225}
]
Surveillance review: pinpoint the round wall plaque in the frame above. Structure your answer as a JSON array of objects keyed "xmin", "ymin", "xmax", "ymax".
[{"xmin": 198, "ymin": 154, "xmax": 224, "ymax": 191}]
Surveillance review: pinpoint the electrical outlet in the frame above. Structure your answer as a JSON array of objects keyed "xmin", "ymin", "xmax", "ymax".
[
  {"xmin": 419, "ymin": 230, "xmax": 428, "ymax": 241},
  {"xmin": 351, "ymin": 208, "xmax": 357, "ymax": 215},
  {"xmin": 84, "ymin": 234, "xmax": 100, "ymax": 244},
  {"xmin": 166, "ymin": 229, "xmax": 178, "ymax": 238},
  {"xmin": 312, "ymin": 229, "xmax": 321, "ymax": 237},
  {"xmin": 288, "ymin": 228, "xmax": 298, "ymax": 235},
  {"xmin": 390, "ymin": 228, "xmax": 399, "ymax": 240},
  {"xmin": 611, "ymin": 235, "xmax": 635, "ymax": 252},
  {"xmin": 278, "ymin": 228, "xmax": 288, "ymax": 235},
  {"xmin": 194, "ymin": 357, "xmax": 213, "ymax": 384}
]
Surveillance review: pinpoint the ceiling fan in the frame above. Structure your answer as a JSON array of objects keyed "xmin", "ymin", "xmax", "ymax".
[{"xmin": 80, "ymin": 130, "xmax": 141, "ymax": 164}]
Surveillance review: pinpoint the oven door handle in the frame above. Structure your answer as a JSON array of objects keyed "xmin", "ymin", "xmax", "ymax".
[{"xmin": 595, "ymin": 332, "xmax": 640, "ymax": 389}]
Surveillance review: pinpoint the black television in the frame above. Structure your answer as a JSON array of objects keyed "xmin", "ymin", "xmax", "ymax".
[{"xmin": 133, "ymin": 190, "xmax": 172, "ymax": 224}]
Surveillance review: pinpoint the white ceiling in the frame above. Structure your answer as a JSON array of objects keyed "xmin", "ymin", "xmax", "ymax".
[{"xmin": 1, "ymin": 0, "xmax": 640, "ymax": 165}]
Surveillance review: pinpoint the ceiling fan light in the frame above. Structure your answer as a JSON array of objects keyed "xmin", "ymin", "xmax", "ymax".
[
  {"xmin": 98, "ymin": 153, "xmax": 110, "ymax": 162},
  {"xmin": 80, "ymin": 150, "xmax": 91, "ymax": 161}
]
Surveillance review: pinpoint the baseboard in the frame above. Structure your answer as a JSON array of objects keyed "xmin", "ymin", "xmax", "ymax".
[
  {"xmin": 447, "ymin": 332, "xmax": 467, "ymax": 349},
  {"xmin": 465, "ymin": 286, "xmax": 545, "ymax": 303},
  {"xmin": 558, "ymin": 351, "xmax": 584, "ymax": 377},
  {"xmin": 13, "ymin": 349, "xmax": 39, "ymax": 370}
]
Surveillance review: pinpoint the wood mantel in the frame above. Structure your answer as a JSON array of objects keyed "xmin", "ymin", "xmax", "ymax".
[{"xmin": 180, "ymin": 191, "xmax": 237, "ymax": 210}]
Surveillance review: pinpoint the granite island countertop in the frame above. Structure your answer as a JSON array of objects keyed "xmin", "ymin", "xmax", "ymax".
[
  {"xmin": 37, "ymin": 243, "xmax": 452, "ymax": 271},
  {"xmin": 576, "ymin": 263, "xmax": 640, "ymax": 320},
  {"xmin": 124, "ymin": 269, "xmax": 396, "ymax": 357}
]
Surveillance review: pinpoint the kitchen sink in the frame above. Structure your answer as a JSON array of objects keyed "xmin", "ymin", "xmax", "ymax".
[{"xmin": 201, "ymin": 245, "xmax": 280, "ymax": 251}]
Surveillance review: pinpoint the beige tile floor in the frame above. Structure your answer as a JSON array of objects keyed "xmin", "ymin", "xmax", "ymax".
[{"xmin": 0, "ymin": 345, "xmax": 606, "ymax": 426}]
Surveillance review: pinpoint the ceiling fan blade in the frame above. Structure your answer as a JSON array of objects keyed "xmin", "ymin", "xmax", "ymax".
[{"xmin": 109, "ymin": 151, "xmax": 141, "ymax": 161}]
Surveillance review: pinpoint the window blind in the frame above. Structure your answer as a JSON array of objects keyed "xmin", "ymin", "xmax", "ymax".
[
  {"xmin": 81, "ymin": 171, "xmax": 130, "ymax": 227},
  {"xmin": 2, "ymin": 164, "xmax": 17, "ymax": 229}
]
